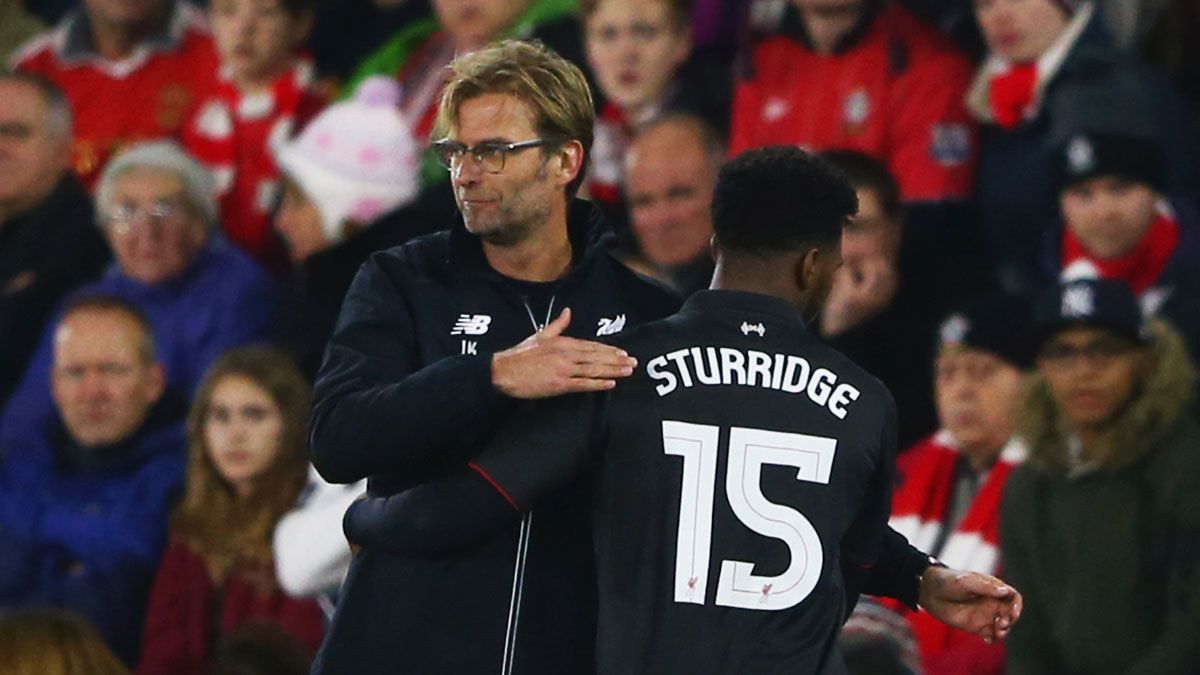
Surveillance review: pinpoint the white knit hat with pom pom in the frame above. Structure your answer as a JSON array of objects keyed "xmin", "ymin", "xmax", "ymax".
[{"xmin": 273, "ymin": 76, "xmax": 420, "ymax": 243}]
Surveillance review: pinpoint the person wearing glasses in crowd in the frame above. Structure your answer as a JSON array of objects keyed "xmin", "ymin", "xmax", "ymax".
[
  {"xmin": 1002, "ymin": 278, "xmax": 1200, "ymax": 674},
  {"xmin": 0, "ymin": 142, "xmax": 279, "ymax": 444},
  {"xmin": 307, "ymin": 40, "xmax": 679, "ymax": 674},
  {"xmin": 312, "ymin": 40, "xmax": 1027, "ymax": 675}
]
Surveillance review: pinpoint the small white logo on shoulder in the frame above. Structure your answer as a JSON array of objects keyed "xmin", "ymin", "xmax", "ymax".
[
  {"xmin": 741, "ymin": 322, "xmax": 766, "ymax": 337},
  {"xmin": 597, "ymin": 314, "xmax": 626, "ymax": 336},
  {"xmin": 451, "ymin": 314, "xmax": 492, "ymax": 336}
]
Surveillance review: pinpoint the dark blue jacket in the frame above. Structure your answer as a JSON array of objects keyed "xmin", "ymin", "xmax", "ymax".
[
  {"xmin": 0, "ymin": 395, "xmax": 187, "ymax": 663},
  {"xmin": 0, "ymin": 237, "xmax": 279, "ymax": 445},
  {"xmin": 975, "ymin": 9, "xmax": 1200, "ymax": 292}
]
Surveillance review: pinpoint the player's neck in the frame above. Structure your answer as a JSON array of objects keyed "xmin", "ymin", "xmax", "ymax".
[
  {"xmin": 484, "ymin": 215, "xmax": 573, "ymax": 282},
  {"xmin": 710, "ymin": 260, "xmax": 806, "ymax": 311}
]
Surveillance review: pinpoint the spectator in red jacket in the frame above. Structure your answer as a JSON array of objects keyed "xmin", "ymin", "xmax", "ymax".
[
  {"xmin": 11, "ymin": 0, "xmax": 220, "ymax": 188},
  {"xmin": 183, "ymin": 0, "xmax": 327, "ymax": 274},
  {"xmin": 730, "ymin": 0, "xmax": 976, "ymax": 204},
  {"xmin": 137, "ymin": 346, "xmax": 324, "ymax": 675}
]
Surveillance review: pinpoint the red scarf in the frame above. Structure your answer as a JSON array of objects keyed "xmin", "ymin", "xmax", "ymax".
[
  {"xmin": 988, "ymin": 63, "xmax": 1037, "ymax": 130},
  {"xmin": 394, "ymin": 32, "xmax": 454, "ymax": 144},
  {"xmin": 587, "ymin": 102, "xmax": 631, "ymax": 208},
  {"xmin": 1061, "ymin": 205, "xmax": 1180, "ymax": 295},
  {"xmin": 887, "ymin": 432, "xmax": 1024, "ymax": 673}
]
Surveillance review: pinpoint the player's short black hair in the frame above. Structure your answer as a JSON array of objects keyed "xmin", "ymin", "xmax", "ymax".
[{"xmin": 712, "ymin": 146, "xmax": 858, "ymax": 257}]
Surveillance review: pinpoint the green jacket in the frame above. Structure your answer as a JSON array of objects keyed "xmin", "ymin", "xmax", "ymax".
[
  {"xmin": 1001, "ymin": 321, "xmax": 1200, "ymax": 675},
  {"xmin": 344, "ymin": 0, "xmax": 580, "ymax": 188}
]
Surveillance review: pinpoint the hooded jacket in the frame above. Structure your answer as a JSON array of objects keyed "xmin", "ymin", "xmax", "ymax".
[{"xmin": 1001, "ymin": 320, "xmax": 1200, "ymax": 675}]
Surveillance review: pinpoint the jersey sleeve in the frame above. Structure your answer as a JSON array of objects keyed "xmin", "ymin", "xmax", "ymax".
[
  {"xmin": 342, "ymin": 393, "xmax": 606, "ymax": 553},
  {"xmin": 841, "ymin": 389, "xmax": 898, "ymax": 566}
]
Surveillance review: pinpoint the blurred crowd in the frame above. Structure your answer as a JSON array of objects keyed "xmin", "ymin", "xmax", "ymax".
[{"xmin": 1, "ymin": 0, "xmax": 1199, "ymax": 673}]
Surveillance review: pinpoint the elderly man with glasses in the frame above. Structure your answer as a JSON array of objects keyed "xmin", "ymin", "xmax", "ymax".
[{"xmin": 0, "ymin": 141, "xmax": 279, "ymax": 440}]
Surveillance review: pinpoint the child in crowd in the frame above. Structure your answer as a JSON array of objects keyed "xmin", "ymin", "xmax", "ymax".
[
  {"xmin": 185, "ymin": 0, "xmax": 327, "ymax": 273},
  {"xmin": 137, "ymin": 347, "xmax": 324, "ymax": 675}
]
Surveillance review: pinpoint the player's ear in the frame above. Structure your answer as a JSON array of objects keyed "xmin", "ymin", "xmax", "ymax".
[{"xmin": 794, "ymin": 247, "xmax": 821, "ymax": 292}]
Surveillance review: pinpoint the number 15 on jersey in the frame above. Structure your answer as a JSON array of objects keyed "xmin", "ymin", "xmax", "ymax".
[{"xmin": 663, "ymin": 420, "xmax": 838, "ymax": 612}]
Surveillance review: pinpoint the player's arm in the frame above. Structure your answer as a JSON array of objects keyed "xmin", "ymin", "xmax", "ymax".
[
  {"xmin": 344, "ymin": 394, "xmax": 606, "ymax": 553},
  {"xmin": 842, "ymin": 392, "xmax": 1021, "ymax": 642}
]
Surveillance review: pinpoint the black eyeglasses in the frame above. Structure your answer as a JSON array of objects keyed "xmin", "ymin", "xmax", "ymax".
[
  {"xmin": 431, "ymin": 138, "xmax": 551, "ymax": 174},
  {"xmin": 1037, "ymin": 337, "xmax": 1139, "ymax": 370}
]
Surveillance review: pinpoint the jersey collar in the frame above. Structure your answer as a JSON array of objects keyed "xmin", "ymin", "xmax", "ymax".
[{"xmin": 682, "ymin": 289, "xmax": 812, "ymax": 332}]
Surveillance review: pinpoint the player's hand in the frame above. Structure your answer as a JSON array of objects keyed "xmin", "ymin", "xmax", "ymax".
[
  {"xmin": 918, "ymin": 567, "xmax": 1022, "ymax": 644},
  {"xmin": 491, "ymin": 308, "xmax": 637, "ymax": 399},
  {"xmin": 820, "ymin": 257, "xmax": 897, "ymax": 337}
]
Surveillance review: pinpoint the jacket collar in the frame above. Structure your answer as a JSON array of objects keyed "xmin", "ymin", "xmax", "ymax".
[
  {"xmin": 54, "ymin": 1, "xmax": 202, "ymax": 76},
  {"xmin": 967, "ymin": 2, "xmax": 1103, "ymax": 124},
  {"xmin": 1018, "ymin": 318, "xmax": 1197, "ymax": 475},
  {"xmin": 446, "ymin": 198, "xmax": 616, "ymax": 284},
  {"xmin": 682, "ymin": 289, "xmax": 812, "ymax": 334}
]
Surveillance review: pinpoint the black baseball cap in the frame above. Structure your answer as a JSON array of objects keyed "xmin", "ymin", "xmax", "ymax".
[{"xmin": 1030, "ymin": 279, "xmax": 1148, "ymax": 352}]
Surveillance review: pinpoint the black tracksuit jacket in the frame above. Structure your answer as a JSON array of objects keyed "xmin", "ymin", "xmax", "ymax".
[
  {"xmin": 310, "ymin": 200, "xmax": 934, "ymax": 674},
  {"xmin": 309, "ymin": 200, "xmax": 681, "ymax": 674}
]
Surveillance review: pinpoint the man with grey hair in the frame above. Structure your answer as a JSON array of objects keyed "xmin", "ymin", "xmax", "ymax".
[
  {"xmin": 622, "ymin": 113, "xmax": 722, "ymax": 297},
  {"xmin": 0, "ymin": 72, "xmax": 110, "ymax": 408},
  {"xmin": 0, "ymin": 293, "xmax": 188, "ymax": 664},
  {"xmin": 0, "ymin": 140, "xmax": 279, "ymax": 440}
]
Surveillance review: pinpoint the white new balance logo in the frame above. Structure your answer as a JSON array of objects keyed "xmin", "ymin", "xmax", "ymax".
[
  {"xmin": 451, "ymin": 314, "xmax": 492, "ymax": 336},
  {"xmin": 741, "ymin": 322, "xmax": 766, "ymax": 337},
  {"xmin": 596, "ymin": 314, "xmax": 626, "ymax": 336}
]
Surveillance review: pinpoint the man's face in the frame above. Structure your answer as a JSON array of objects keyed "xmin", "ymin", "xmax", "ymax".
[
  {"xmin": 0, "ymin": 81, "xmax": 69, "ymax": 211},
  {"xmin": 1037, "ymin": 325, "xmax": 1145, "ymax": 431},
  {"xmin": 274, "ymin": 178, "xmax": 329, "ymax": 262},
  {"xmin": 434, "ymin": 0, "xmax": 531, "ymax": 50},
  {"xmin": 104, "ymin": 168, "xmax": 208, "ymax": 285},
  {"xmin": 625, "ymin": 123, "xmax": 714, "ymax": 268},
  {"xmin": 448, "ymin": 93, "xmax": 566, "ymax": 244},
  {"xmin": 585, "ymin": 0, "xmax": 690, "ymax": 113},
  {"xmin": 1060, "ymin": 176, "xmax": 1158, "ymax": 260},
  {"xmin": 52, "ymin": 309, "xmax": 165, "ymax": 448},
  {"xmin": 935, "ymin": 347, "xmax": 1022, "ymax": 461},
  {"xmin": 839, "ymin": 187, "xmax": 900, "ymax": 272},
  {"xmin": 974, "ymin": 0, "xmax": 1070, "ymax": 63},
  {"xmin": 84, "ymin": 0, "xmax": 168, "ymax": 27},
  {"xmin": 210, "ymin": 0, "xmax": 309, "ymax": 86}
]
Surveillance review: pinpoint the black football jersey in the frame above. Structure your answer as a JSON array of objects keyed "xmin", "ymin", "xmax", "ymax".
[{"xmin": 563, "ymin": 290, "xmax": 898, "ymax": 674}]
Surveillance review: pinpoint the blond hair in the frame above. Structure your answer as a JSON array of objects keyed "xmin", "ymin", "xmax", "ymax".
[
  {"xmin": 171, "ymin": 346, "xmax": 310, "ymax": 582},
  {"xmin": 433, "ymin": 40, "xmax": 595, "ymax": 197},
  {"xmin": 0, "ymin": 610, "xmax": 130, "ymax": 675}
]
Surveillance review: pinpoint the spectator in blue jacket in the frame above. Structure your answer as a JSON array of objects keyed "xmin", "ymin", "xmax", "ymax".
[
  {"xmin": 0, "ymin": 140, "xmax": 280, "ymax": 441},
  {"xmin": 0, "ymin": 294, "xmax": 187, "ymax": 664}
]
